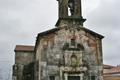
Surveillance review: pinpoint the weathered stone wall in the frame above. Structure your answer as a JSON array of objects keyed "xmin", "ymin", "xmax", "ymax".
[
  {"xmin": 13, "ymin": 51, "xmax": 34, "ymax": 80},
  {"xmin": 15, "ymin": 52, "xmax": 34, "ymax": 65},
  {"xmin": 36, "ymin": 21, "xmax": 103, "ymax": 80}
]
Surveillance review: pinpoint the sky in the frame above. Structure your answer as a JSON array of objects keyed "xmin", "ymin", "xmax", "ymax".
[{"xmin": 0, "ymin": 0, "xmax": 120, "ymax": 80}]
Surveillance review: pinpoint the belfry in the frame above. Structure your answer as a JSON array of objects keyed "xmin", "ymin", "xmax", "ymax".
[
  {"xmin": 57, "ymin": 0, "xmax": 82, "ymax": 17},
  {"xmin": 56, "ymin": 0, "xmax": 86, "ymax": 25},
  {"xmin": 12, "ymin": 0, "xmax": 104, "ymax": 80}
]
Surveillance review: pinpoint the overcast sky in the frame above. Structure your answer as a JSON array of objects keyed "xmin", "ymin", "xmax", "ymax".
[{"xmin": 0, "ymin": 0, "xmax": 120, "ymax": 80}]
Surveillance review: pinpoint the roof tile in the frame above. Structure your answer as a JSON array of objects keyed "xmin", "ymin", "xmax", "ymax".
[{"xmin": 14, "ymin": 45, "xmax": 34, "ymax": 52}]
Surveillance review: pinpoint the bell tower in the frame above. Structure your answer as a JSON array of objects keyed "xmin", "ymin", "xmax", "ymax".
[
  {"xmin": 54, "ymin": 0, "xmax": 104, "ymax": 80},
  {"xmin": 56, "ymin": 0, "xmax": 86, "ymax": 26}
]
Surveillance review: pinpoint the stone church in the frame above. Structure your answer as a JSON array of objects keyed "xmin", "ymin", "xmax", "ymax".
[{"xmin": 12, "ymin": 0, "xmax": 104, "ymax": 80}]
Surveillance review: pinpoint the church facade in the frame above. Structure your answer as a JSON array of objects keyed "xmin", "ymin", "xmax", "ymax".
[{"xmin": 12, "ymin": 0, "xmax": 104, "ymax": 80}]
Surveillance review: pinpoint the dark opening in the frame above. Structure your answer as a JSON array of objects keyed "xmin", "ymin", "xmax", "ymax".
[
  {"xmin": 68, "ymin": 76, "xmax": 80, "ymax": 80},
  {"xmin": 49, "ymin": 76, "xmax": 55, "ymax": 80},
  {"xmin": 68, "ymin": 0, "xmax": 75, "ymax": 16},
  {"xmin": 77, "ymin": 44, "xmax": 84, "ymax": 50},
  {"xmin": 91, "ymin": 76, "xmax": 95, "ymax": 80},
  {"xmin": 71, "ymin": 39, "xmax": 75, "ymax": 46}
]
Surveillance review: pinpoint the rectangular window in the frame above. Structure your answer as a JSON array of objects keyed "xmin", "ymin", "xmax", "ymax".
[
  {"xmin": 49, "ymin": 76, "xmax": 55, "ymax": 80},
  {"xmin": 91, "ymin": 76, "xmax": 95, "ymax": 80},
  {"xmin": 68, "ymin": 76, "xmax": 80, "ymax": 80},
  {"xmin": 71, "ymin": 39, "xmax": 75, "ymax": 46}
]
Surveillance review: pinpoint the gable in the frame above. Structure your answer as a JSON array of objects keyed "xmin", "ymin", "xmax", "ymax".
[
  {"xmin": 35, "ymin": 26, "xmax": 104, "ymax": 66},
  {"xmin": 35, "ymin": 27, "xmax": 104, "ymax": 56},
  {"xmin": 36, "ymin": 27, "xmax": 104, "ymax": 41}
]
